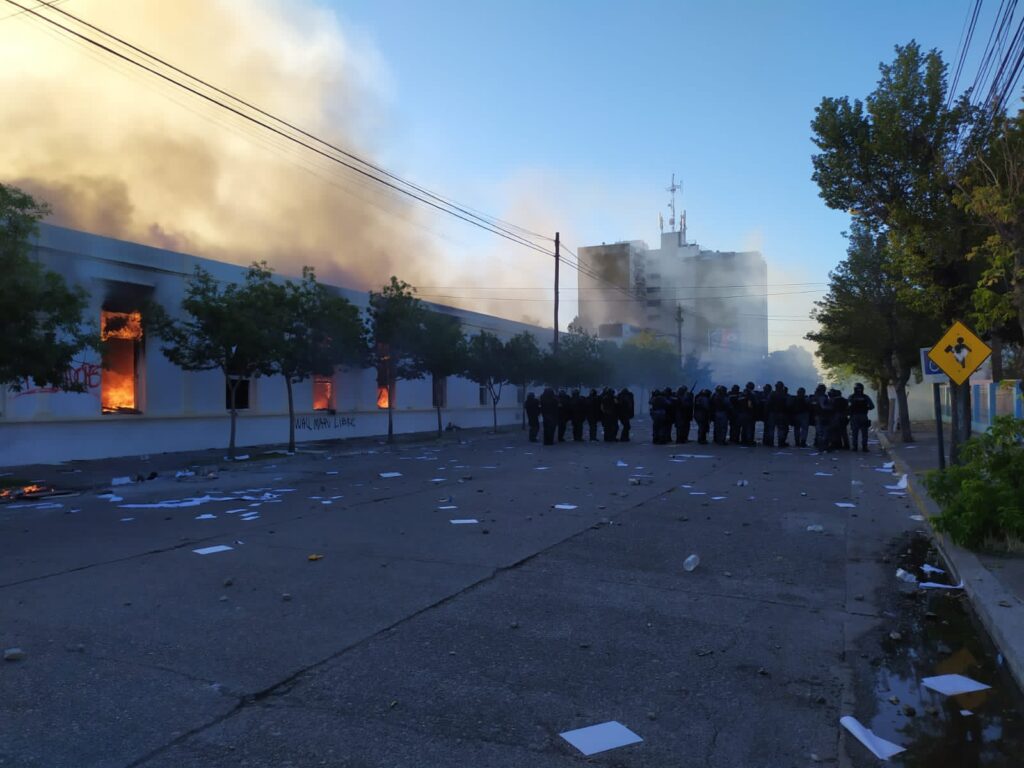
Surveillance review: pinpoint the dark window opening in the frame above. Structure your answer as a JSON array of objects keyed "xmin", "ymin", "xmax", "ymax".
[{"xmin": 313, "ymin": 375, "xmax": 334, "ymax": 411}]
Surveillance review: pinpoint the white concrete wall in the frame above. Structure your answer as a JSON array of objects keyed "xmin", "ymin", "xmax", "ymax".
[{"xmin": 0, "ymin": 225, "xmax": 540, "ymax": 466}]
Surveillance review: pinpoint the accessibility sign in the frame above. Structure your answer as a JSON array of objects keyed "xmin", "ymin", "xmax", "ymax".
[
  {"xmin": 920, "ymin": 347, "xmax": 945, "ymax": 383},
  {"xmin": 927, "ymin": 321, "xmax": 991, "ymax": 386}
]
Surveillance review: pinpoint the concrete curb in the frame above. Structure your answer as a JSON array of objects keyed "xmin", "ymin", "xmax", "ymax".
[{"xmin": 875, "ymin": 429, "xmax": 1024, "ymax": 691}]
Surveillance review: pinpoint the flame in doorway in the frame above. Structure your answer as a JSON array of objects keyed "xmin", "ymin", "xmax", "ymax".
[{"xmin": 376, "ymin": 386, "xmax": 389, "ymax": 409}]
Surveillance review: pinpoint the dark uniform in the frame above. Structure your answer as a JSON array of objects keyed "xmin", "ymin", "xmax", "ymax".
[
  {"xmin": 570, "ymin": 389, "xmax": 586, "ymax": 441},
  {"xmin": 557, "ymin": 390, "xmax": 571, "ymax": 442},
  {"xmin": 650, "ymin": 389, "xmax": 668, "ymax": 444},
  {"xmin": 711, "ymin": 386, "xmax": 731, "ymax": 445},
  {"xmin": 586, "ymin": 389, "xmax": 600, "ymax": 441},
  {"xmin": 727, "ymin": 385, "xmax": 742, "ymax": 444},
  {"xmin": 834, "ymin": 389, "xmax": 850, "ymax": 450},
  {"xmin": 760, "ymin": 384, "xmax": 774, "ymax": 446},
  {"xmin": 675, "ymin": 386, "xmax": 693, "ymax": 444},
  {"xmin": 618, "ymin": 387, "xmax": 634, "ymax": 442},
  {"xmin": 694, "ymin": 389, "xmax": 711, "ymax": 444},
  {"xmin": 848, "ymin": 383, "xmax": 875, "ymax": 452},
  {"xmin": 769, "ymin": 382, "xmax": 790, "ymax": 447},
  {"xmin": 812, "ymin": 384, "xmax": 829, "ymax": 449},
  {"xmin": 523, "ymin": 392, "xmax": 541, "ymax": 442},
  {"xmin": 789, "ymin": 387, "xmax": 810, "ymax": 447},
  {"xmin": 539, "ymin": 388, "xmax": 558, "ymax": 446},
  {"xmin": 600, "ymin": 388, "xmax": 618, "ymax": 442},
  {"xmin": 737, "ymin": 383, "xmax": 756, "ymax": 446}
]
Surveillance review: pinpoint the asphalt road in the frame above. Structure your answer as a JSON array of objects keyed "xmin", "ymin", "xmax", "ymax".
[{"xmin": 0, "ymin": 424, "xmax": 925, "ymax": 767}]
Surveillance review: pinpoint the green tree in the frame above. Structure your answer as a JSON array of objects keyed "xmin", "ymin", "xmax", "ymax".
[
  {"xmin": 367, "ymin": 277, "xmax": 426, "ymax": 443},
  {"xmin": 545, "ymin": 329, "xmax": 608, "ymax": 388},
  {"xmin": 0, "ymin": 184, "xmax": 97, "ymax": 391},
  {"xmin": 810, "ymin": 41, "xmax": 983, "ymax": 459},
  {"xmin": 464, "ymin": 330, "xmax": 508, "ymax": 432},
  {"xmin": 256, "ymin": 265, "xmax": 367, "ymax": 453},
  {"xmin": 806, "ymin": 224, "xmax": 937, "ymax": 441},
  {"xmin": 956, "ymin": 108, "xmax": 1024, "ymax": 344},
  {"xmin": 416, "ymin": 311, "xmax": 467, "ymax": 437},
  {"xmin": 504, "ymin": 331, "xmax": 543, "ymax": 430},
  {"xmin": 148, "ymin": 265, "xmax": 276, "ymax": 459}
]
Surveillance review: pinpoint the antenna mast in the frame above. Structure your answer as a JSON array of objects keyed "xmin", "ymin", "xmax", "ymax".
[{"xmin": 666, "ymin": 173, "xmax": 682, "ymax": 245}]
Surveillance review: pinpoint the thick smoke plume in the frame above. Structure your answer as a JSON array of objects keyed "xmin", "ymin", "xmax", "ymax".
[{"xmin": 0, "ymin": 0, "xmax": 443, "ymax": 290}]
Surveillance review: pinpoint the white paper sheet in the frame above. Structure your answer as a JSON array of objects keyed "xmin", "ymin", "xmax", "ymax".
[
  {"xmin": 689, "ymin": 492, "xmax": 706, "ymax": 496},
  {"xmin": 554, "ymin": 504, "xmax": 578, "ymax": 510},
  {"xmin": 616, "ymin": 460, "xmax": 628, "ymax": 467},
  {"xmin": 835, "ymin": 502, "xmax": 856, "ymax": 508},
  {"xmin": 883, "ymin": 461, "xmax": 895, "ymax": 469},
  {"xmin": 438, "ymin": 505, "xmax": 458, "ymax": 510},
  {"xmin": 112, "ymin": 476, "xmax": 133, "ymax": 486},
  {"xmin": 711, "ymin": 496, "xmax": 727, "ymax": 500},
  {"xmin": 814, "ymin": 472, "xmax": 833, "ymax": 477},
  {"xmin": 195, "ymin": 513, "xmax": 216, "ymax": 520},
  {"xmin": 840, "ymin": 716, "xmax": 905, "ymax": 760},
  {"xmin": 922, "ymin": 674, "xmax": 991, "ymax": 696},
  {"xmin": 449, "ymin": 518, "xmax": 478, "ymax": 524},
  {"xmin": 920, "ymin": 563, "xmax": 945, "ymax": 575},
  {"xmin": 379, "ymin": 472, "xmax": 402, "ymax": 478},
  {"xmin": 919, "ymin": 580, "xmax": 964, "ymax": 590},
  {"xmin": 559, "ymin": 721, "xmax": 643, "ymax": 756},
  {"xmin": 885, "ymin": 474, "xmax": 908, "ymax": 490},
  {"xmin": 193, "ymin": 545, "xmax": 233, "ymax": 555},
  {"xmin": 909, "ymin": 514, "xmax": 925, "ymax": 521}
]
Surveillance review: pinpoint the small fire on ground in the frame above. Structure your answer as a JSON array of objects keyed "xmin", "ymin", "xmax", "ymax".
[{"xmin": 0, "ymin": 484, "xmax": 54, "ymax": 502}]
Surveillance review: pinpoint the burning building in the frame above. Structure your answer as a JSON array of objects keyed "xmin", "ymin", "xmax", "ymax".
[{"xmin": 0, "ymin": 224, "xmax": 546, "ymax": 466}]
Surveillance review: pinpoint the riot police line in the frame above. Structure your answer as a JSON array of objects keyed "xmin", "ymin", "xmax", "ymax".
[{"xmin": 522, "ymin": 382, "xmax": 875, "ymax": 452}]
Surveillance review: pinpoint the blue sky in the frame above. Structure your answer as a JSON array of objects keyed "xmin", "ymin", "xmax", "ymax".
[{"xmin": 326, "ymin": 0, "xmax": 990, "ymax": 350}]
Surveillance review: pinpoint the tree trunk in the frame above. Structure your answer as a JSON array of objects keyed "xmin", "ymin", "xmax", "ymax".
[
  {"xmin": 875, "ymin": 377, "xmax": 891, "ymax": 430},
  {"xmin": 492, "ymin": 398, "xmax": 498, "ymax": 433},
  {"xmin": 285, "ymin": 376, "xmax": 296, "ymax": 454},
  {"xmin": 991, "ymin": 333, "xmax": 1004, "ymax": 382},
  {"xmin": 894, "ymin": 371, "xmax": 913, "ymax": 442},
  {"xmin": 949, "ymin": 379, "xmax": 973, "ymax": 465},
  {"xmin": 227, "ymin": 378, "xmax": 238, "ymax": 460},
  {"xmin": 436, "ymin": 406, "xmax": 442, "ymax": 438},
  {"xmin": 387, "ymin": 380, "xmax": 394, "ymax": 443}
]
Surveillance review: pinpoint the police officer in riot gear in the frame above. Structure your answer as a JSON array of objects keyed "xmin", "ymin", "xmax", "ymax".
[
  {"xmin": 539, "ymin": 388, "xmax": 558, "ymax": 446},
  {"xmin": 848, "ymin": 383, "xmax": 875, "ymax": 451},
  {"xmin": 676, "ymin": 385, "xmax": 694, "ymax": 444},
  {"xmin": 694, "ymin": 388, "xmax": 711, "ymax": 444},
  {"xmin": 523, "ymin": 392, "xmax": 541, "ymax": 442}
]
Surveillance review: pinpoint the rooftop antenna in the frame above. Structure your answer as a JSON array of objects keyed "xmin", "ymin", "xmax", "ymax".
[{"xmin": 666, "ymin": 173, "xmax": 682, "ymax": 246}]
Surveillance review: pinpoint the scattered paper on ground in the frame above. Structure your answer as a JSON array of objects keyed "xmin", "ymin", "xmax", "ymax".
[
  {"xmin": 885, "ymin": 474, "xmax": 908, "ymax": 491},
  {"xmin": 835, "ymin": 502, "xmax": 856, "ymax": 508},
  {"xmin": 553, "ymin": 504, "xmax": 578, "ymax": 510},
  {"xmin": 559, "ymin": 721, "xmax": 643, "ymax": 756},
  {"xmin": 193, "ymin": 545, "xmax": 233, "ymax": 555},
  {"xmin": 922, "ymin": 674, "xmax": 991, "ymax": 696},
  {"xmin": 814, "ymin": 472, "xmax": 832, "ymax": 477},
  {"xmin": 840, "ymin": 716, "xmax": 905, "ymax": 760},
  {"xmin": 919, "ymin": 580, "xmax": 965, "ymax": 590},
  {"xmin": 449, "ymin": 518, "xmax": 478, "ymax": 525},
  {"xmin": 921, "ymin": 563, "xmax": 945, "ymax": 575},
  {"xmin": 379, "ymin": 472, "xmax": 402, "ymax": 479}
]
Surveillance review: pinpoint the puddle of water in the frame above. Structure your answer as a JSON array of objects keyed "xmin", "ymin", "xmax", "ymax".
[{"xmin": 864, "ymin": 534, "xmax": 1024, "ymax": 766}]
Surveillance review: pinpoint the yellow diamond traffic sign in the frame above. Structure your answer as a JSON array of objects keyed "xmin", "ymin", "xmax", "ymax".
[{"xmin": 927, "ymin": 321, "xmax": 991, "ymax": 386}]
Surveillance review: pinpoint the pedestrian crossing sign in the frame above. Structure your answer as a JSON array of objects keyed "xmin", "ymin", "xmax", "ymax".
[{"xmin": 927, "ymin": 321, "xmax": 991, "ymax": 386}]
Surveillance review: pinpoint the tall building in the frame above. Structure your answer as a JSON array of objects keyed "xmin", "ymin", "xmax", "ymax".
[{"xmin": 578, "ymin": 192, "xmax": 768, "ymax": 383}]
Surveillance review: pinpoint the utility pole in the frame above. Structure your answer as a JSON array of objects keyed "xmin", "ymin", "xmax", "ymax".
[{"xmin": 553, "ymin": 231, "xmax": 560, "ymax": 353}]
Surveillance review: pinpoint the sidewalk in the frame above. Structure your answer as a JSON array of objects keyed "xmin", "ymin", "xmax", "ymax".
[{"xmin": 878, "ymin": 420, "xmax": 1024, "ymax": 689}]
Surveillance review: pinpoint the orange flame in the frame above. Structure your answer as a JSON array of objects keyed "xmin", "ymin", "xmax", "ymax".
[
  {"xmin": 101, "ymin": 310, "xmax": 143, "ymax": 341},
  {"xmin": 376, "ymin": 386, "xmax": 389, "ymax": 409}
]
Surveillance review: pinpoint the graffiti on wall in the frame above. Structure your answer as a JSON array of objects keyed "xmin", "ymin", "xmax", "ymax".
[
  {"xmin": 294, "ymin": 415, "xmax": 356, "ymax": 431},
  {"xmin": 12, "ymin": 360, "xmax": 102, "ymax": 398}
]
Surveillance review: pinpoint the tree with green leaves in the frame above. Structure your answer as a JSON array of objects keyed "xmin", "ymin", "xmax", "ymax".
[
  {"xmin": 807, "ymin": 224, "xmax": 937, "ymax": 441},
  {"xmin": 148, "ymin": 265, "xmax": 276, "ymax": 459},
  {"xmin": 254, "ymin": 265, "xmax": 367, "ymax": 453},
  {"xmin": 367, "ymin": 277, "xmax": 427, "ymax": 442},
  {"xmin": 0, "ymin": 184, "xmax": 97, "ymax": 392},
  {"xmin": 504, "ymin": 331, "xmax": 543, "ymax": 429},
  {"xmin": 544, "ymin": 329, "xmax": 608, "ymax": 389},
  {"xmin": 956, "ymin": 107, "xmax": 1024, "ymax": 346},
  {"xmin": 416, "ymin": 310, "xmax": 467, "ymax": 437},
  {"xmin": 810, "ymin": 41, "xmax": 984, "ymax": 459},
  {"xmin": 464, "ymin": 330, "xmax": 509, "ymax": 432}
]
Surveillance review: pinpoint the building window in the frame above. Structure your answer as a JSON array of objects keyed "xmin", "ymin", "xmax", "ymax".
[
  {"xmin": 226, "ymin": 377, "xmax": 250, "ymax": 410},
  {"xmin": 432, "ymin": 375, "xmax": 447, "ymax": 408},
  {"xmin": 313, "ymin": 375, "xmax": 334, "ymax": 411},
  {"xmin": 479, "ymin": 385, "xmax": 488, "ymax": 406},
  {"xmin": 101, "ymin": 310, "xmax": 143, "ymax": 414}
]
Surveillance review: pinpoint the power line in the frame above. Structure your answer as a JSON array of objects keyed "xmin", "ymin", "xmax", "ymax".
[
  {"xmin": 3, "ymin": 0, "xmax": 558, "ymax": 261},
  {"xmin": 416, "ymin": 288, "xmax": 826, "ymax": 303},
  {"xmin": 0, "ymin": 0, "xmax": 63, "ymax": 22},
  {"xmin": 414, "ymin": 282, "xmax": 827, "ymax": 291}
]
